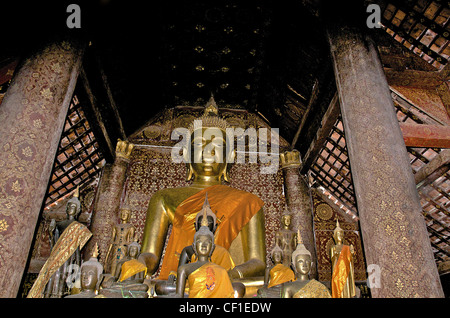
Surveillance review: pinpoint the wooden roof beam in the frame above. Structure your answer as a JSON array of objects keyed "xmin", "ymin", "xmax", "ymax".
[
  {"xmin": 414, "ymin": 149, "xmax": 450, "ymax": 188},
  {"xmin": 400, "ymin": 123, "xmax": 450, "ymax": 148},
  {"xmin": 300, "ymin": 92, "xmax": 340, "ymax": 174}
]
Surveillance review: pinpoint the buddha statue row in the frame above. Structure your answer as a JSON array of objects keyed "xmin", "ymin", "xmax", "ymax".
[{"xmin": 33, "ymin": 97, "xmax": 356, "ymax": 299}]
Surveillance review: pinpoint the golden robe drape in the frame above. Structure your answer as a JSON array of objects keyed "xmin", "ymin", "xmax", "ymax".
[
  {"xmin": 27, "ymin": 221, "xmax": 92, "ymax": 298},
  {"xmin": 158, "ymin": 185, "xmax": 264, "ymax": 279},
  {"xmin": 119, "ymin": 259, "xmax": 147, "ymax": 282},
  {"xmin": 268, "ymin": 263, "xmax": 295, "ymax": 288},
  {"xmin": 331, "ymin": 245, "xmax": 355, "ymax": 298},
  {"xmin": 187, "ymin": 262, "xmax": 235, "ymax": 298}
]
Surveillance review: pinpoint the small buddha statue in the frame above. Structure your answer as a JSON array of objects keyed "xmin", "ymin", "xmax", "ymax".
[
  {"xmin": 105, "ymin": 205, "xmax": 136, "ymax": 275},
  {"xmin": 330, "ymin": 219, "xmax": 356, "ymax": 298},
  {"xmin": 155, "ymin": 193, "xmax": 235, "ymax": 296},
  {"xmin": 101, "ymin": 237, "xmax": 149, "ymax": 298},
  {"xmin": 281, "ymin": 232, "xmax": 331, "ymax": 298},
  {"xmin": 275, "ymin": 212, "xmax": 297, "ymax": 267},
  {"xmin": 65, "ymin": 243, "xmax": 103, "ymax": 298},
  {"xmin": 179, "ymin": 193, "xmax": 235, "ymax": 271},
  {"xmin": 139, "ymin": 97, "xmax": 266, "ymax": 283},
  {"xmin": 45, "ymin": 187, "xmax": 83, "ymax": 298},
  {"xmin": 175, "ymin": 215, "xmax": 236, "ymax": 298},
  {"xmin": 264, "ymin": 244, "xmax": 295, "ymax": 288},
  {"xmin": 257, "ymin": 244, "xmax": 295, "ymax": 298}
]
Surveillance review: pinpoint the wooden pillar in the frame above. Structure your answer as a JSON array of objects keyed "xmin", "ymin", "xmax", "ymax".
[
  {"xmin": 85, "ymin": 139, "xmax": 134, "ymax": 264},
  {"xmin": 280, "ymin": 150, "xmax": 317, "ymax": 279},
  {"xmin": 0, "ymin": 40, "xmax": 84, "ymax": 297},
  {"xmin": 327, "ymin": 19, "xmax": 444, "ymax": 297}
]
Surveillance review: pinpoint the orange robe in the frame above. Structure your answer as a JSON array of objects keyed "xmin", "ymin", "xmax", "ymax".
[
  {"xmin": 158, "ymin": 184, "xmax": 264, "ymax": 279},
  {"xmin": 267, "ymin": 263, "xmax": 295, "ymax": 288},
  {"xmin": 188, "ymin": 262, "xmax": 235, "ymax": 298},
  {"xmin": 331, "ymin": 245, "xmax": 355, "ymax": 298}
]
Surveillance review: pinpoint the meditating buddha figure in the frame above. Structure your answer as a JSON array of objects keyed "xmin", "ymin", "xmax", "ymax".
[
  {"xmin": 275, "ymin": 212, "xmax": 297, "ymax": 266},
  {"xmin": 140, "ymin": 97, "xmax": 266, "ymax": 282},
  {"xmin": 101, "ymin": 237, "xmax": 149, "ymax": 298},
  {"xmin": 155, "ymin": 194, "xmax": 235, "ymax": 296},
  {"xmin": 180, "ymin": 193, "xmax": 235, "ymax": 271},
  {"xmin": 256, "ymin": 243, "xmax": 295, "ymax": 298},
  {"xmin": 104, "ymin": 206, "xmax": 136, "ymax": 275},
  {"xmin": 65, "ymin": 243, "xmax": 103, "ymax": 298},
  {"xmin": 264, "ymin": 244, "xmax": 295, "ymax": 288},
  {"xmin": 176, "ymin": 214, "xmax": 235, "ymax": 298},
  {"xmin": 281, "ymin": 232, "xmax": 331, "ymax": 298},
  {"xmin": 330, "ymin": 219, "xmax": 356, "ymax": 298}
]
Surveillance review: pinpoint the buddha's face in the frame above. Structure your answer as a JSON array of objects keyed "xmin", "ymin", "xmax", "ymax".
[
  {"xmin": 120, "ymin": 209, "xmax": 131, "ymax": 222},
  {"xmin": 195, "ymin": 234, "xmax": 213, "ymax": 257},
  {"xmin": 272, "ymin": 250, "xmax": 283, "ymax": 264},
  {"xmin": 66, "ymin": 202, "xmax": 78, "ymax": 216},
  {"xmin": 190, "ymin": 128, "xmax": 228, "ymax": 177},
  {"xmin": 294, "ymin": 254, "xmax": 312, "ymax": 276},
  {"xmin": 281, "ymin": 215, "xmax": 291, "ymax": 227},
  {"xmin": 80, "ymin": 267, "xmax": 97, "ymax": 290},
  {"xmin": 128, "ymin": 245, "xmax": 139, "ymax": 258},
  {"xmin": 334, "ymin": 230, "xmax": 344, "ymax": 244}
]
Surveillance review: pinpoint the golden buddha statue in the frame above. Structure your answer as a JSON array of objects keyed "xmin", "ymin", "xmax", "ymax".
[
  {"xmin": 176, "ymin": 215, "xmax": 235, "ymax": 298},
  {"xmin": 139, "ymin": 97, "xmax": 266, "ymax": 282},
  {"xmin": 330, "ymin": 219, "xmax": 356, "ymax": 298},
  {"xmin": 275, "ymin": 212, "xmax": 297, "ymax": 267},
  {"xmin": 281, "ymin": 232, "xmax": 331, "ymax": 298},
  {"xmin": 105, "ymin": 205, "xmax": 136, "ymax": 275},
  {"xmin": 65, "ymin": 243, "xmax": 103, "ymax": 298}
]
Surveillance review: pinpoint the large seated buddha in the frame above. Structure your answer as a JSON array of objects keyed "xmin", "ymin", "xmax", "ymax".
[{"xmin": 139, "ymin": 98, "xmax": 266, "ymax": 285}]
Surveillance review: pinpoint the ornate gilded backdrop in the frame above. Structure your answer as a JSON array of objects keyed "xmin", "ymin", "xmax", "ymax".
[
  {"xmin": 311, "ymin": 189, "xmax": 367, "ymax": 282},
  {"xmin": 124, "ymin": 107, "xmax": 289, "ymax": 275}
]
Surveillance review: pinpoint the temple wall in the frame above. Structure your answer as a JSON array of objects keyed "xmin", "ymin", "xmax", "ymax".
[{"xmin": 311, "ymin": 189, "xmax": 366, "ymax": 282}]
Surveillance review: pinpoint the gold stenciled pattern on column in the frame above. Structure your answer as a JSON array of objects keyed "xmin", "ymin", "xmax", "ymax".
[{"xmin": 0, "ymin": 40, "xmax": 83, "ymax": 296}]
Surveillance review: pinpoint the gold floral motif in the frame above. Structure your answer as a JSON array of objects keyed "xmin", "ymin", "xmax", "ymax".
[
  {"xmin": 40, "ymin": 88, "xmax": 53, "ymax": 99},
  {"xmin": 21, "ymin": 146, "xmax": 33, "ymax": 158},
  {"xmin": 0, "ymin": 219, "xmax": 8, "ymax": 232},
  {"xmin": 11, "ymin": 180, "xmax": 22, "ymax": 193}
]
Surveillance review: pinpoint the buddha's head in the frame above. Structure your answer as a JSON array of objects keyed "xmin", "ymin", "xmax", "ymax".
[
  {"xmin": 119, "ymin": 207, "xmax": 132, "ymax": 223},
  {"xmin": 66, "ymin": 187, "xmax": 81, "ymax": 217},
  {"xmin": 292, "ymin": 252, "xmax": 312, "ymax": 277},
  {"xmin": 281, "ymin": 213, "xmax": 292, "ymax": 229},
  {"xmin": 333, "ymin": 220, "xmax": 344, "ymax": 244},
  {"xmin": 291, "ymin": 231, "xmax": 312, "ymax": 277},
  {"xmin": 184, "ymin": 97, "xmax": 235, "ymax": 182},
  {"xmin": 193, "ymin": 226, "xmax": 215, "ymax": 258},
  {"xmin": 271, "ymin": 244, "xmax": 283, "ymax": 264},
  {"xmin": 80, "ymin": 244, "xmax": 103, "ymax": 290},
  {"xmin": 128, "ymin": 241, "xmax": 141, "ymax": 259}
]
